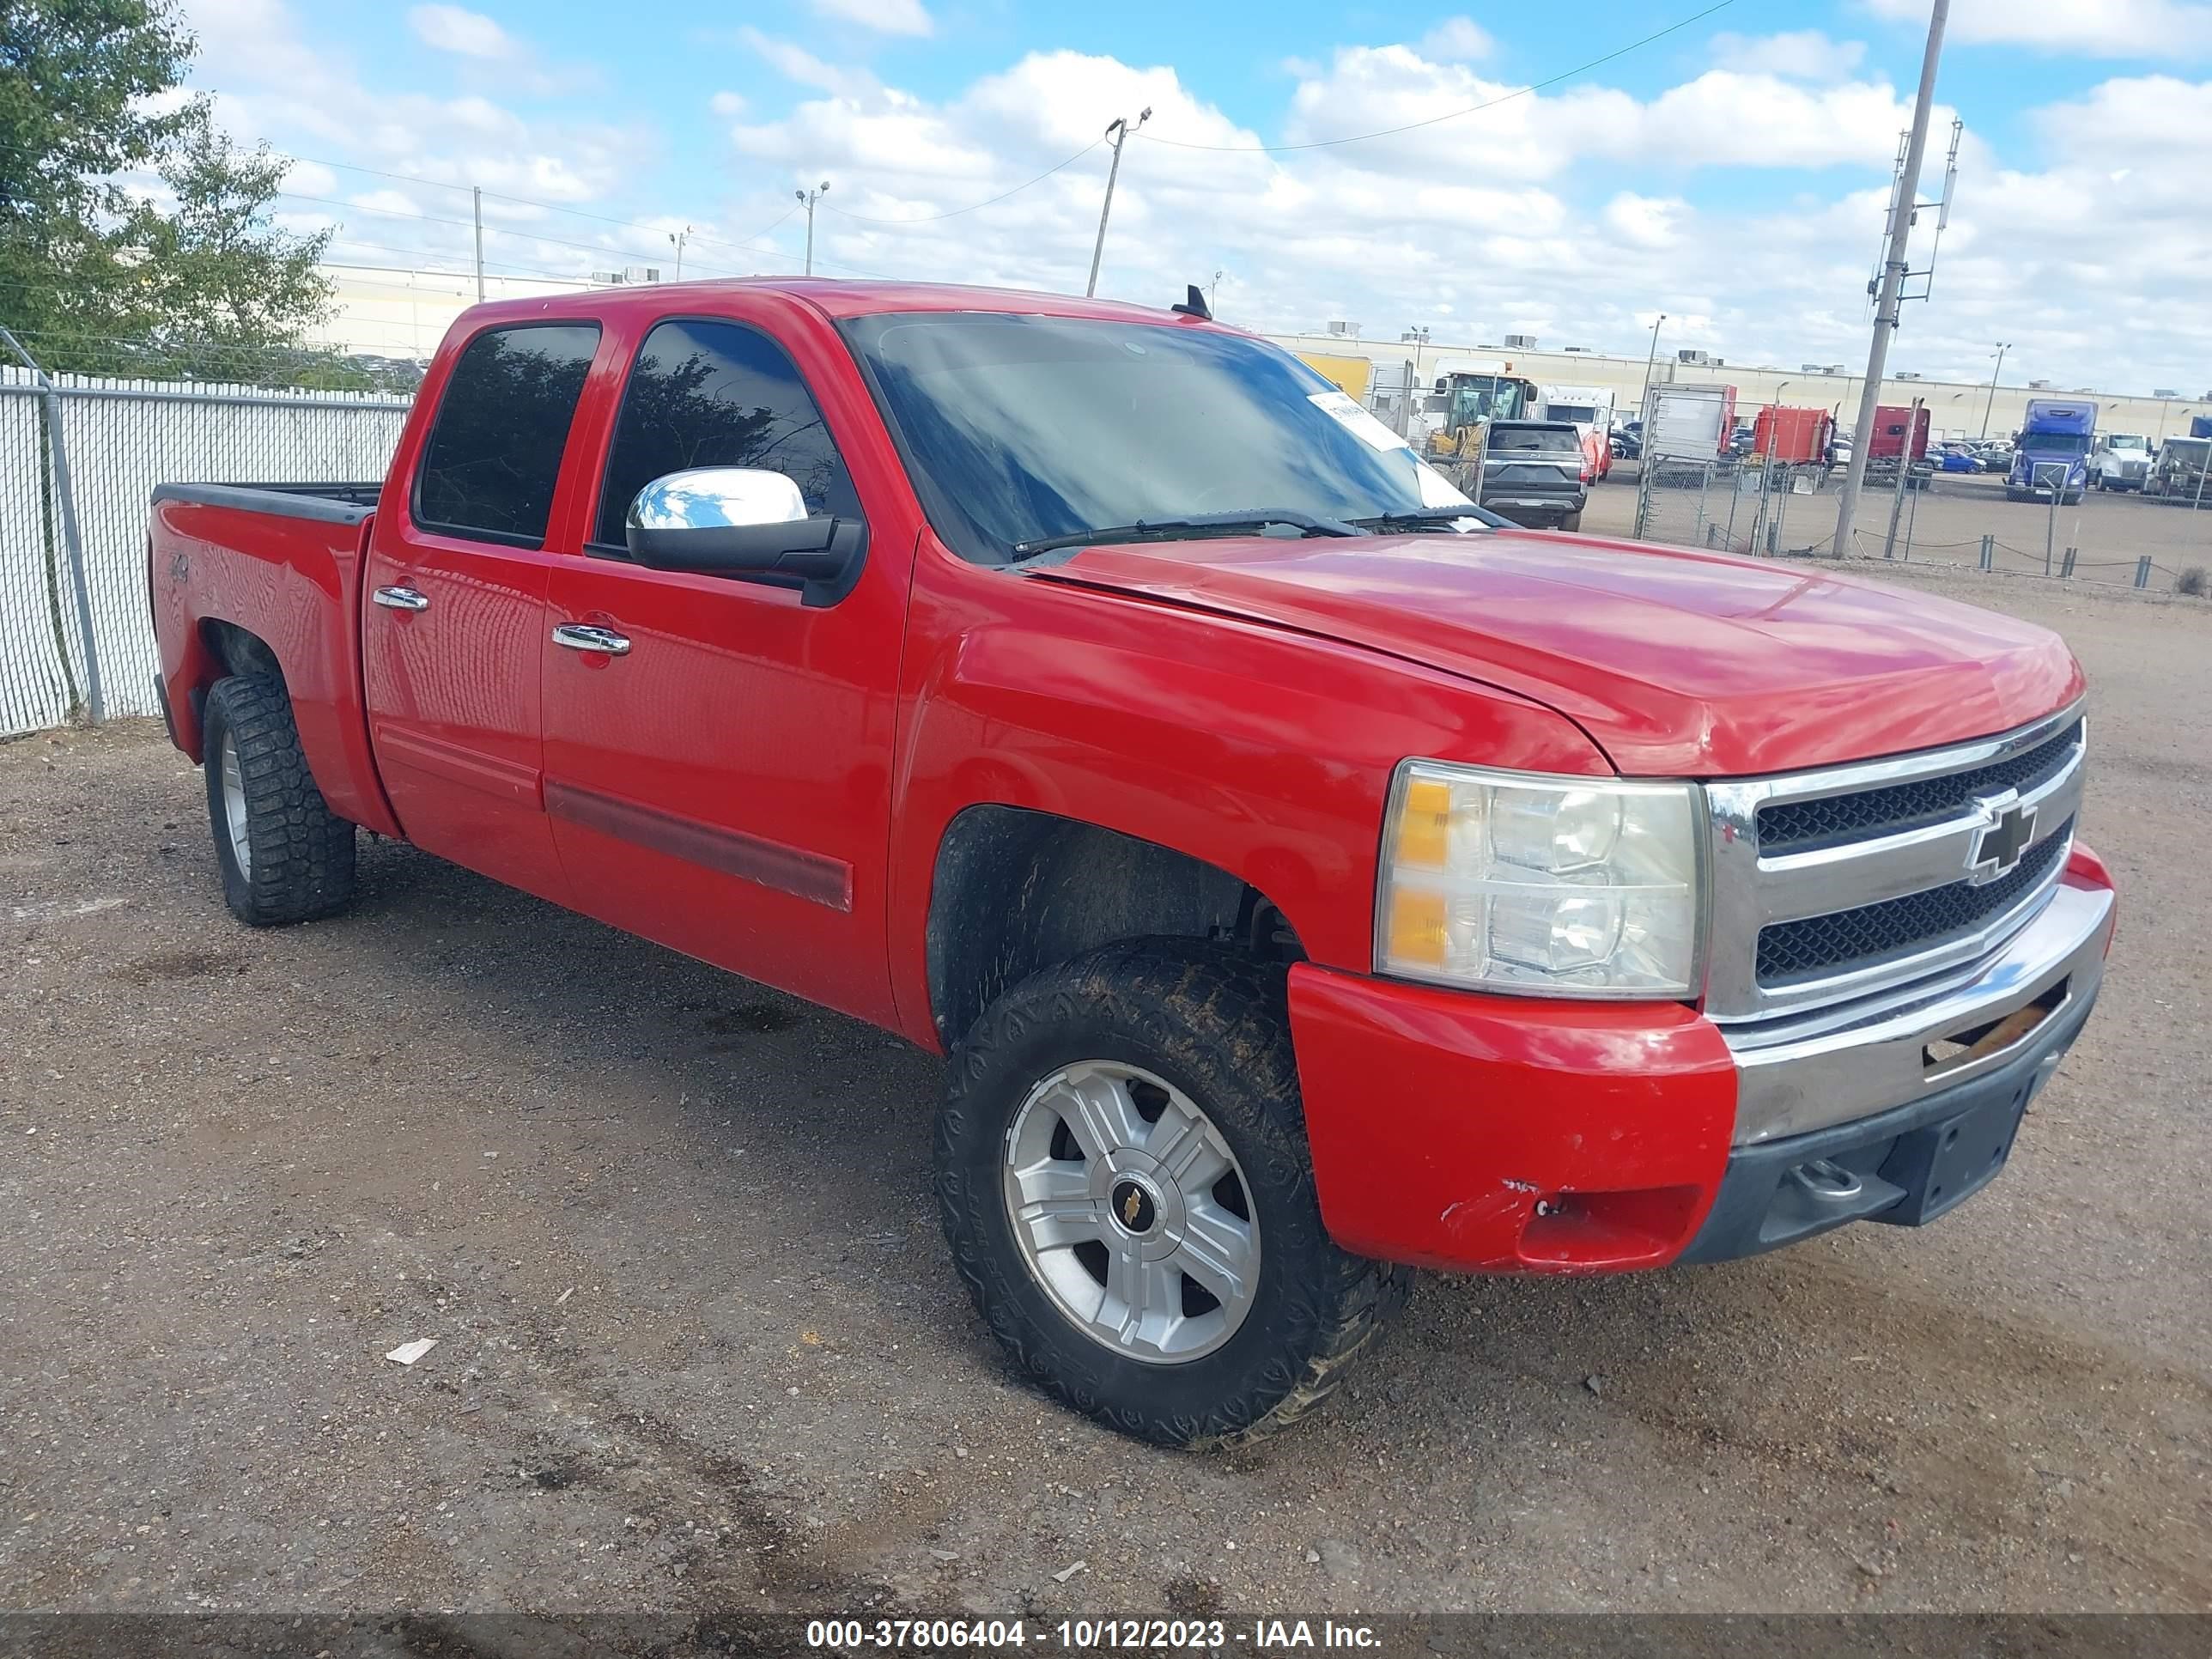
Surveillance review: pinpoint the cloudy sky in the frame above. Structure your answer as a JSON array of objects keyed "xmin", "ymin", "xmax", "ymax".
[{"xmin": 180, "ymin": 0, "xmax": 2212, "ymax": 393}]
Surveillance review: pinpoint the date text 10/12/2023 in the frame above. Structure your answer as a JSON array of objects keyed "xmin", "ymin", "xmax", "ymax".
[{"xmin": 804, "ymin": 1618, "xmax": 1384, "ymax": 1650}]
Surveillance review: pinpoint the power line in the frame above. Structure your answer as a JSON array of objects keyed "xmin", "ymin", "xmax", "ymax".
[
  {"xmin": 1132, "ymin": 1, "xmax": 1738, "ymax": 153},
  {"xmin": 820, "ymin": 138, "xmax": 1103, "ymax": 225}
]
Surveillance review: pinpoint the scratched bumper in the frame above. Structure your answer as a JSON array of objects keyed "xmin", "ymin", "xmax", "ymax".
[{"xmin": 1287, "ymin": 965, "xmax": 1737, "ymax": 1273}]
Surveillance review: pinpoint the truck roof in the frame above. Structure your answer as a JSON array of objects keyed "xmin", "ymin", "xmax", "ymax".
[{"xmin": 451, "ymin": 276, "xmax": 1234, "ymax": 331}]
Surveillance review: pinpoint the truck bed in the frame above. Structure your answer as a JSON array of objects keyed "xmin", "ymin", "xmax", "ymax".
[{"xmin": 149, "ymin": 478, "xmax": 399, "ymax": 837}]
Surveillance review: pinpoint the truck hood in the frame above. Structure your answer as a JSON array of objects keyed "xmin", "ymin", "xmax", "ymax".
[{"xmin": 1037, "ymin": 531, "xmax": 2082, "ymax": 776}]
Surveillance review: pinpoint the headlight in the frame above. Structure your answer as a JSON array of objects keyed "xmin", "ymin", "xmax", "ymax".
[{"xmin": 1376, "ymin": 761, "xmax": 1704, "ymax": 998}]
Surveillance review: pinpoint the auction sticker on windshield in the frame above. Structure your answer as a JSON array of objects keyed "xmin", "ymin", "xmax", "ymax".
[{"xmin": 1309, "ymin": 389, "xmax": 1409, "ymax": 453}]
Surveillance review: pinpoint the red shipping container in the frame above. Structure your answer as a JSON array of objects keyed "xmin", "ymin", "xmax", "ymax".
[{"xmin": 1753, "ymin": 405, "xmax": 1832, "ymax": 464}]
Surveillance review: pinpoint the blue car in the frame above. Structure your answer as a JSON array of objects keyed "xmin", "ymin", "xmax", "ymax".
[{"xmin": 1938, "ymin": 447, "xmax": 1980, "ymax": 473}]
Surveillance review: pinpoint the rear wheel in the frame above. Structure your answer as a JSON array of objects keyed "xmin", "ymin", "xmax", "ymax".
[
  {"xmin": 935, "ymin": 939, "xmax": 1408, "ymax": 1448},
  {"xmin": 202, "ymin": 674, "xmax": 357, "ymax": 927},
  {"xmin": 1559, "ymin": 510, "xmax": 1583, "ymax": 532}
]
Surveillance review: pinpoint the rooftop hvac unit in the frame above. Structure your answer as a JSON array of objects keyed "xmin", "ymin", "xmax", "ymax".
[
  {"xmin": 2028, "ymin": 379, "xmax": 2051, "ymax": 389},
  {"xmin": 1563, "ymin": 345, "xmax": 1591, "ymax": 353},
  {"xmin": 1325, "ymin": 319, "xmax": 1358, "ymax": 337},
  {"xmin": 2154, "ymin": 388, "xmax": 2182, "ymax": 399},
  {"xmin": 1896, "ymin": 371, "xmax": 1923, "ymax": 380},
  {"xmin": 624, "ymin": 265, "xmax": 661, "ymax": 283},
  {"xmin": 1504, "ymin": 333, "xmax": 1538, "ymax": 349},
  {"xmin": 590, "ymin": 270, "xmax": 622, "ymax": 285},
  {"xmin": 1676, "ymin": 349, "xmax": 1711, "ymax": 367}
]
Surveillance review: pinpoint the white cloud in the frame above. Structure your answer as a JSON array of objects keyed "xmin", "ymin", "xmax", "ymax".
[
  {"xmin": 406, "ymin": 4, "xmax": 512, "ymax": 60},
  {"xmin": 1711, "ymin": 30, "xmax": 1869, "ymax": 81},
  {"xmin": 738, "ymin": 27, "xmax": 878, "ymax": 98},
  {"xmin": 1604, "ymin": 192, "xmax": 1688, "ymax": 249},
  {"xmin": 173, "ymin": 1, "xmax": 2212, "ymax": 389},
  {"xmin": 1418, "ymin": 17, "xmax": 1495, "ymax": 62},
  {"xmin": 1863, "ymin": 0, "xmax": 2212, "ymax": 58},
  {"xmin": 709, "ymin": 90, "xmax": 746, "ymax": 118},
  {"xmin": 808, "ymin": 0, "xmax": 933, "ymax": 37}
]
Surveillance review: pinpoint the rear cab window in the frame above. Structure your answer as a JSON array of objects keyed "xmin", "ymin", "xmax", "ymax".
[
  {"xmin": 589, "ymin": 316, "xmax": 862, "ymax": 555},
  {"xmin": 413, "ymin": 322, "xmax": 601, "ymax": 547}
]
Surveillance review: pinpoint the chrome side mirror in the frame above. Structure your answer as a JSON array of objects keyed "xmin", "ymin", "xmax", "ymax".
[
  {"xmin": 624, "ymin": 467, "xmax": 866, "ymax": 607},
  {"xmin": 629, "ymin": 467, "xmax": 806, "ymax": 533}
]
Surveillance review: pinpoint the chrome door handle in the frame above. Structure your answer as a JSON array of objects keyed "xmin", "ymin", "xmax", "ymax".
[
  {"xmin": 551, "ymin": 623, "xmax": 631, "ymax": 657},
  {"xmin": 373, "ymin": 586, "xmax": 430, "ymax": 612}
]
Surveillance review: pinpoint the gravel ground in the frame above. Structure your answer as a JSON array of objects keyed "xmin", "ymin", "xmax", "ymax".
[{"xmin": 2, "ymin": 562, "xmax": 2208, "ymax": 1621}]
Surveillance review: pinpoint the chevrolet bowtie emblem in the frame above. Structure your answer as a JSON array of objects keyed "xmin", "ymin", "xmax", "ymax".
[
  {"xmin": 1966, "ymin": 791, "xmax": 2037, "ymax": 885},
  {"xmin": 1122, "ymin": 1188, "xmax": 1144, "ymax": 1227}
]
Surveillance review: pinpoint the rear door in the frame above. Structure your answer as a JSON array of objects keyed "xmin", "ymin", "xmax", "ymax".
[
  {"xmin": 537, "ymin": 305, "xmax": 917, "ymax": 1025},
  {"xmin": 362, "ymin": 319, "xmax": 602, "ymax": 902}
]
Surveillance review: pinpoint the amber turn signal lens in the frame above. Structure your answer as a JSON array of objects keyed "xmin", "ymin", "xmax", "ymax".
[
  {"xmin": 1395, "ymin": 776, "xmax": 1452, "ymax": 868},
  {"xmin": 1387, "ymin": 887, "xmax": 1447, "ymax": 966}
]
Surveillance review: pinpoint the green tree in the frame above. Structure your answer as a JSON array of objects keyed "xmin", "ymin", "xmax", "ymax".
[{"xmin": 0, "ymin": 0, "xmax": 337, "ymax": 380}]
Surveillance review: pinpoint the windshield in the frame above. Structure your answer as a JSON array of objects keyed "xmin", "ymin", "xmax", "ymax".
[
  {"xmin": 1487, "ymin": 426, "xmax": 1582, "ymax": 454},
  {"xmin": 842, "ymin": 312, "xmax": 1471, "ymax": 562},
  {"xmin": 2106, "ymin": 434, "xmax": 2148, "ymax": 451},
  {"xmin": 2021, "ymin": 432, "xmax": 2091, "ymax": 456},
  {"xmin": 1547, "ymin": 404, "xmax": 1597, "ymax": 424}
]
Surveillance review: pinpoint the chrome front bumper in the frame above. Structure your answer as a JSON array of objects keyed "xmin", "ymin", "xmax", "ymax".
[{"xmin": 1723, "ymin": 878, "xmax": 2115, "ymax": 1146}]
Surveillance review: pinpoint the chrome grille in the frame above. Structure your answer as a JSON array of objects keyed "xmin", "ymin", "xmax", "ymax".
[
  {"xmin": 1703, "ymin": 703, "xmax": 2086, "ymax": 1024},
  {"xmin": 1756, "ymin": 719, "xmax": 2081, "ymax": 854},
  {"xmin": 1757, "ymin": 819, "xmax": 2072, "ymax": 985}
]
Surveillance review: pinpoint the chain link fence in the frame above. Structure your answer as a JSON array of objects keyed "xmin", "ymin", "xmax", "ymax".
[
  {"xmin": 0, "ymin": 347, "xmax": 412, "ymax": 738},
  {"xmin": 1626, "ymin": 453, "xmax": 2211, "ymax": 599},
  {"xmin": 1632, "ymin": 456, "xmax": 1832, "ymax": 556}
]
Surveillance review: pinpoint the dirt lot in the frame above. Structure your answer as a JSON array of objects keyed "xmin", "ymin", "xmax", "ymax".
[
  {"xmin": 1586, "ymin": 467, "xmax": 2212, "ymax": 587},
  {"xmin": 3, "ymin": 562, "xmax": 2209, "ymax": 1624}
]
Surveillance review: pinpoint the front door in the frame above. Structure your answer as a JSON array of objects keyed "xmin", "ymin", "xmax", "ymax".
[
  {"xmin": 538, "ymin": 309, "xmax": 913, "ymax": 1024},
  {"xmin": 362, "ymin": 319, "xmax": 602, "ymax": 904}
]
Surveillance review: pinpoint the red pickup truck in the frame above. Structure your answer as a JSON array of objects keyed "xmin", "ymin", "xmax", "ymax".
[{"xmin": 149, "ymin": 279, "xmax": 2116, "ymax": 1448}]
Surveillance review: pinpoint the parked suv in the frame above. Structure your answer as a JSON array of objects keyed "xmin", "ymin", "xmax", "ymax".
[{"xmin": 1479, "ymin": 421, "xmax": 1589, "ymax": 530}]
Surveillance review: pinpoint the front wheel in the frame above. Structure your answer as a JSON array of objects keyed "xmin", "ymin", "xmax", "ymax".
[{"xmin": 935, "ymin": 940, "xmax": 1409, "ymax": 1448}]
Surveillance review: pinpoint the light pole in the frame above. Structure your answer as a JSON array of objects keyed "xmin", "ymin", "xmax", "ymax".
[
  {"xmin": 1638, "ymin": 313, "xmax": 1667, "ymax": 425},
  {"xmin": 795, "ymin": 181, "xmax": 830, "ymax": 276},
  {"xmin": 669, "ymin": 226, "xmax": 691, "ymax": 282},
  {"xmin": 1979, "ymin": 341, "xmax": 2010, "ymax": 439},
  {"xmin": 1086, "ymin": 107, "xmax": 1151, "ymax": 298}
]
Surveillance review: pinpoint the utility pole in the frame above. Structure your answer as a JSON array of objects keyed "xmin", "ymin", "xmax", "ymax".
[
  {"xmin": 670, "ymin": 225, "xmax": 691, "ymax": 282},
  {"xmin": 796, "ymin": 181, "xmax": 830, "ymax": 276},
  {"xmin": 1979, "ymin": 342, "xmax": 2011, "ymax": 439},
  {"xmin": 471, "ymin": 186, "xmax": 485, "ymax": 302},
  {"xmin": 1638, "ymin": 313, "xmax": 1667, "ymax": 424},
  {"xmin": 1086, "ymin": 107, "xmax": 1151, "ymax": 298},
  {"xmin": 1832, "ymin": 0, "xmax": 1950, "ymax": 556}
]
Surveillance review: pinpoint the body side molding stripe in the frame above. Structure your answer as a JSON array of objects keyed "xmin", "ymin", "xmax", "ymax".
[{"xmin": 544, "ymin": 779, "xmax": 853, "ymax": 913}]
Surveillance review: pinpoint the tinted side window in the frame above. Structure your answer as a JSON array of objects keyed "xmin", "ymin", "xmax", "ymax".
[
  {"xmin": 416, "ymin": 323, "xmax": 600, "ymax": 546},
  {"xmin": 594, "ymin": 318, "xmax": 859, "ymax": 547}
]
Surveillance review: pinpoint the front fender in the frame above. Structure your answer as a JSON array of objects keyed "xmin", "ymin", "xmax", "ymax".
[{"xmin": 884, "ymin": 541, "xmax": 1610, "ymax": 1045}]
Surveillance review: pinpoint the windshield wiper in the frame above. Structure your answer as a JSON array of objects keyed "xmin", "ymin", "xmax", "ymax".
[
  {"xmin": 1347, "ymin": 507, "xmax": 1506, "ymax": 532},
  {"xmin": 1012, "ymin": 509, "xmax": 1365, "ymax": 560}
]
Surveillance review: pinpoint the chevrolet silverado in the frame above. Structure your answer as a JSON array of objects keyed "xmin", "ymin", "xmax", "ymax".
[{"xmin": 149, "ymin": 278, "xmax": 2116, "ymax": 1448}]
